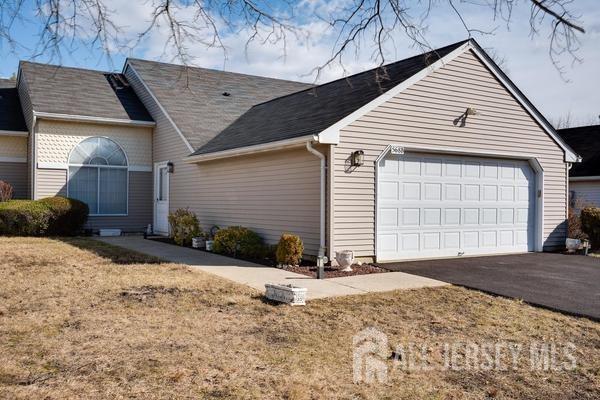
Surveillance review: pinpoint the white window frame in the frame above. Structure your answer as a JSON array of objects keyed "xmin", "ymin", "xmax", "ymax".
[{"xmin": 66, "ymin": 136, "xmax": 130, "ymax": 217}]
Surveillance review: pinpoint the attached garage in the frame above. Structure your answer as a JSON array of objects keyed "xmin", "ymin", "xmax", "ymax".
[{"xmin": 376, "ymin": 149, "xmax": 541, "ymax": 261}]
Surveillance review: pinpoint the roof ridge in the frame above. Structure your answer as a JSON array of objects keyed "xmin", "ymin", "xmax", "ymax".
[
  {"xmin": 19, "ymin": 60, "xmax": 121, "ymax": 75},
  {"xmin": 126, "ymin": 58, "xmax": 311, "ymax": 86},
  {"xmin": 249, "ymin": 39, "xmax": 470, "ymax": 109}
]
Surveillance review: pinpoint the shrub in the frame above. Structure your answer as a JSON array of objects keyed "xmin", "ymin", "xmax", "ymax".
[
  {"xmin": 168, "ymin": 208, "xmax": 201, "ymax": 246},
  {"xmin": 0, "ymin": 181, "xmax": 13, "ymax": 202},
  {"xmin": 567, "ymin": 207, "xmax": 588, "ymax": 241},
  {"xmin": 0, "ymin": 200, "xmax": 52, "ymax": 236},
  {"xmin": 581, "ymin": 207, "xmax": 600, "ymax": 250},
  {"xmin": 275, "ymin": 234, "xmax": 304, "ymax": 266},
  {"xmin": 39, "ymin": 196, "xmax": 89, "ymax": 235},
  {"xmin": 213, "ymin": 226, "xmax": 264, "ymax": 258}
]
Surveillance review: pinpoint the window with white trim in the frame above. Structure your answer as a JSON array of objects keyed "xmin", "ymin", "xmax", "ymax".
[{"xmin": 68, "ymin": 137, "xmax": 128, "ymax": 215}]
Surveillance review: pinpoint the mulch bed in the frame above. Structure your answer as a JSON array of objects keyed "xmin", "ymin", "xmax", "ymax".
[
  {"xmin": 146, "ymin": 236, "xmax": 389, "ymax": 278},
  {"xmin": 283, "ymin": 263, "xmax": 388, "ymax": 278}
]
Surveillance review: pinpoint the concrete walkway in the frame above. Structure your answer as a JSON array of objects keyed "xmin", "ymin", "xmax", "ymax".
[{"xmin": 96, "ymin": 236, "xmax": 448, "ymax": 300}]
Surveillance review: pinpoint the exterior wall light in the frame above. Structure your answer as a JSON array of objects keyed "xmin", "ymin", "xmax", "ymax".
[
  {"xmin": 466, "ymin": 107, "xmax": 478, "ymax": 116},
  {"xmin": 167, "ymin": 161, "xmax": 174, "ymax": 173},
  {"xmin": 351, "ymin": 150, "xmax": 365, "ymax": 167}
]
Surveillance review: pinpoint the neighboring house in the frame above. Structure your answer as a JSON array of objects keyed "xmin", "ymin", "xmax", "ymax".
[
  {"xmin": 0, "ymin": 79, "xmax": 28, "ymax": 199},
  {"xmin": 558, "ymin": 125, "xmax": 600, "ymax": 208},
  {"xmin": 0, "ymin": 39, "xmax": 580, "ymax": 262}
]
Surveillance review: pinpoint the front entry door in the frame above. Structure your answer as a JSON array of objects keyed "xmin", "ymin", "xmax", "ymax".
[{"xmin": 154, "ymin": 162, "xmax": 170, "ymax": 235}]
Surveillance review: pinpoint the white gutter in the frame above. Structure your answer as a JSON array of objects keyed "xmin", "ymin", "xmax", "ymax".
[
  {"xmin": 306, "ymin": 141, "xmax": 327, "ymax": 261},
  {"xmin": 185, "ymin": 135, "xmax": 315, "ymax": 163},
  {"xmin": 33, "ymin": 111, "xmax": 156, "ymax": 127},
  {"xmin": 569, "ymin": 176, "xmax": 600, "ymax": 182},
  {"xmin": 31, "ymin": 114, "xmax": 37, "ymax": 199}
]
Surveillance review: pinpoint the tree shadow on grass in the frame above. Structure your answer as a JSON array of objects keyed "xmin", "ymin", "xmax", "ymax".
[{"xmin": 56, "ymin": 237, "xmax": 165, "ymax": 265}]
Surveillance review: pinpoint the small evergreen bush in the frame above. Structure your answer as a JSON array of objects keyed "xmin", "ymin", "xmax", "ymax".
[
  {"xmin": 0, "ymin": 200, "xmax": 52, "ymax": 236},
  {"xmin": 581, "ymin": 207, "xmax": 600, "ymax": 250},
  {"xmin": 275, "ymin": 234, "xmax": 304, "ymax": 266},
  {"xmin": 39, "ymin": 196, "xmax": 89, "ymax": 235},
  {"xmin": 168, "ymin": 208, "xmax": 201, "ymax": 246},
  {"xmin": 213, "ymin": 226, "xmax": 264, "ymax": 258}
]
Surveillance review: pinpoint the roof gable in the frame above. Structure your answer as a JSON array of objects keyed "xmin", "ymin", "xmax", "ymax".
[
  {"xmin": 188, "ymin": 39, "xmax": 578, "ymax": 163},
  {"xmin": 558, "ymin": 125, "xmax": 600, "ymax": 177},
  {"xmin": 18, "ymin": 62, "xmax": 152, "ymax": 122}
]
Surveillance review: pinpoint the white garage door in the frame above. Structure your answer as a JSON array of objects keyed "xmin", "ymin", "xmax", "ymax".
[{"xmin": 377, "ymin": 152, "xmax": 536, "ymax": 261}]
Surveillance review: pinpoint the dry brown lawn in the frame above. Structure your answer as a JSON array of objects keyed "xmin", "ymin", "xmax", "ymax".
[{"xmin": 0, "ymin": 237, "xmax": 598, "ymax": 399}]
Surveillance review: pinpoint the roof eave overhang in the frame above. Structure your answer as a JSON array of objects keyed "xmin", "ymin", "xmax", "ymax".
[
  {"xmin": 33, "ymin": 111, "xmax": 156, "ymax": 127},
  {"xmin": 0, "ymin": 130, "xmax": 28, "ymax": 137},
  {"xmin": 185, "ymin": 134, "xmax": 317, "ymax": 164}
]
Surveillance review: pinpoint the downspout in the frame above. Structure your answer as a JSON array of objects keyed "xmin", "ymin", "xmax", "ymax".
[
  {"xmin": 31, "ymin": 115, "xmax": 38, "ymax": 200},
  {"xmin": 306, "ymin": 141, "xmax": 327, "ymax": 265}
]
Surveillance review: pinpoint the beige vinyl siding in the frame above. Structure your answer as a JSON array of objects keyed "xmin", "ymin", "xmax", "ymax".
[
  {"xmin": 334, "ymin": 49, "xmax": 567, "ymax": 257},
  {"xmin": 125, "ymin": 66, "xmax": 322, "ymax": 254},
  {"xmin": 0, "ymin": 136, "xmax": 27, "ymax": 158},
  {"xmin": 570, "ymin": 180, "xmax": 600, "ymax": 208},
  {"xmin": 36, "ymin": 168, "xmax": 67, "ymax": 198},
  {"xmin": 0, "ymin": 162, "xmax": 28, "ymax": 198}
]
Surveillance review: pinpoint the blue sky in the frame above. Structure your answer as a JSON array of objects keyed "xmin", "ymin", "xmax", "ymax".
[{"xmin": 1, "ymin": 0, "xmax": 598, "ymax": 125}]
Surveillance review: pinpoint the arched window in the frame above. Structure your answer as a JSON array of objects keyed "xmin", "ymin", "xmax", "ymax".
[{"xmin": 68, "ymin": 137, "xmax": 128, "ymax": 215}]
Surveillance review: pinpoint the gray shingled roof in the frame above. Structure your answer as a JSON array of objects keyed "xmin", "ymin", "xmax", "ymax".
[
  {"xmin": 19, "ymin": 62, "xmax": 152, "ymax": 122},
  {"xmin": 192, "ymin": 40, "xmax": 468, "ymax": 156},
  {"xmin": 558, "ymin": 125, "xmax": 600, "ymax": 177},
  {"xmin": 0, "ymin": 78, "xmax": 27, "ymax": 132},
  {"xmin": 126, "ymin": 59, "xmax": 312, "ymax": 150}
]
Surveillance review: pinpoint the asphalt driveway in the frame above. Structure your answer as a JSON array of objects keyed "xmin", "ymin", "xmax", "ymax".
[{"xmin": 379, "ymin": 253, "xmax": 600, "ymax": 320}]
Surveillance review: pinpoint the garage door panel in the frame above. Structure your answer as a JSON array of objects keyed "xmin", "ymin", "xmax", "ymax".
[{"xmin": 377, "ymin": 152, "xmax": 535, "ymax": 261}]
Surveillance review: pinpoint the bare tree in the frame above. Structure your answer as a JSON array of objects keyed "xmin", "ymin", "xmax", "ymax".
[
  {"xmin": 0, "ymin": 0, "xmax": 586, "ymax": 75},
  {"xmin": 553, "ymin": 112, "xmax": 600, "ymax": 129}
]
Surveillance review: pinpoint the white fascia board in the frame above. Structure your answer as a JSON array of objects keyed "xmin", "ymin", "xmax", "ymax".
[
  {"xmin": 184, "ymin": 135, "xmax": 316, "ymax": 163},
  {"xmin": 467, "ymin": 42, "xmax": 580, "ymax": 163},
  {"xmin": 0, "ymin": 156, "xmax": 27, "ymax": 163},
  {"xmin": 570, "ymin": 176, "xmax": 600, "ymax": 182},
  {"xmin": 317, "ymin": 41, "xmax": 472, "ymax": 145},
  {"xmin": 124, "ymin": 61, "xmax": 195, "ymax": 153},
  {"xmin": 0, "ymin": 130, "xmax": 28, "ymax": 137},
  {"xmin": 33, "ymin": 111, "xmax": 156, "ymax": 127}
]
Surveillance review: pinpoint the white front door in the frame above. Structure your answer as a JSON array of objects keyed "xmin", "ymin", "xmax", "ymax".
[
  {"xmin": 154, "ymin": 162, "xmax": 170, "ymax": 235},
  {"xmin": 376, "ymin": 152, "xmax": 536, "ymax": 262}
]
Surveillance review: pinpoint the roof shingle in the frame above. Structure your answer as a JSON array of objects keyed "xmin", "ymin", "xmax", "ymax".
[
  {"xmin": 19, "ymin": 62, "xmax": 152, "ymax": 122},
  {"xmin": 0, "ymin": 78, "xmax": 27, "ymax": 132},
  {"xmin": 126, "ymin": 59, "xmax": 312, "ymax": 150},
  {"xmin": 558, "ymin": 125, "xmax": 600, "ymax": 177}
]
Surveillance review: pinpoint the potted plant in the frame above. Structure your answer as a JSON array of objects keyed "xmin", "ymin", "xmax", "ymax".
[
  {"xmin": 192, "ymin": 233, "xmax": 207, "ymax": 249},
  {"xmin": 205, "ymin": 225, "xmax": 220, "ymax": 252}
]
